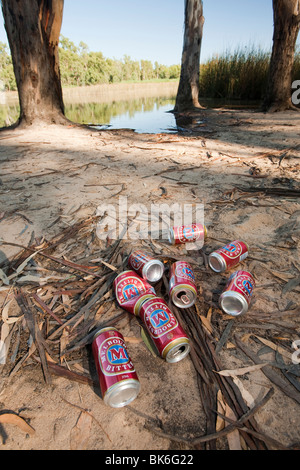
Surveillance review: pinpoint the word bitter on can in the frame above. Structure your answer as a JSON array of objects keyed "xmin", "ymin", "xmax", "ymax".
[{"xmin": 136, "ymin": 296, "xmax": 190, "ymax": 363}]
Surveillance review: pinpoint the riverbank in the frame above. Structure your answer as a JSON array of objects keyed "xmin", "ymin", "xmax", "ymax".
[
  {"xmin": 2, "ymin": 80, "xmax": 179, "ymax": 106},
  {"xmin": 0, "ymin": 108, "xmax": 300, "ymax": 450}
]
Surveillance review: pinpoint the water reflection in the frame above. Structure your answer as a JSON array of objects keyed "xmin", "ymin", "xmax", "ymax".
[
  {"xmin": 66, "ymin": 96, "xmax": 177, "ymax": 133},
  {"xmin": 0, "ymin": 95, "xmax": 177, "ymax": 133},
  {"xmin": 0, "ymin": 87, "xmax": 259, "ymax": 132}
]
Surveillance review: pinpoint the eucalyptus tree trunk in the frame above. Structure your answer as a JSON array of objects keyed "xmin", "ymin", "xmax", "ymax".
[
  {"xmin": 174, "ymin": 0, "xmax": 204, "ymax": 112},
  {"xmin": 263, "ymin": 0, "xmax": 300, "ymax": 112},
  {"xmin": 2, "ymin": 0, "xmax": 66, "ymax": 126}
]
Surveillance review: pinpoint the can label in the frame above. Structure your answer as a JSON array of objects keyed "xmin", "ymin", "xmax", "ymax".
[
  {"xmin": 114, "ymin": 270, "xmax": 156, "ymax": 314},
  {"xmin": 225, "ymin": 270, "xmax": 255, "ymax": 305},
  {"xmin": 128, "ymin": 250, "xmax": 152, "ymax": 275},
  {"xmin": 99, "ymin": 336, "xmax": 136, "ymax": 376},
  {"xmin": 171, "ymin": 223, "xmax": 206, "ymax": 245},
  {"xmin": 214, "ymin": 241, "xmax": 248, "ymax": 270},
  {"xmin": 169, "ymin": 261, "xmax": 197, "ymax": 295},
  {"xmin": 137, "ymin": 297, "xmax": 189, "ymax": 359},
  {"xmin": 142, "ymin": 300, "xmax": 178, "ymax": 339},
  {"xmin": 92, "ymin": 329, "xmax": 139, "ymax": 403}
]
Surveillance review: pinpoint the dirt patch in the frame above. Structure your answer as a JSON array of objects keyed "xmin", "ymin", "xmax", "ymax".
[{"xmin": 0, "ymin": 107, "xmax": 300, "ymax": 451}]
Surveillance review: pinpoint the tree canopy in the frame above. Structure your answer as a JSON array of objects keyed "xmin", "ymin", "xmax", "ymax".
[{"xmin": 0, "ymin": 35, "xmax": 181, "ymax": 91}]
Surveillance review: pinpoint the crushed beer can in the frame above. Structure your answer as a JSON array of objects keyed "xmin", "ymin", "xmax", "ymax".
[
  {"xmin": 169, "ymin": 223, "xmax": 207, "ymax": 245},
  {"xmin": 136, "ymin": 296, "xmax": 190, "ymax": 363},
  {"xmin": 169, "ymin": 261, "xmax": 197, "ymax": 308},
  {"xmin": 113, "ymin": 270, "xmax": 156, "ymax": 314},
  {"xmin": 208, "ymin": 240, "xmax": 248, "ymax": 273},
  {"xmin": 92, "ymin": 327, "xmax": 141, "ymax": 408},
  {"xmin": 219, "ymin": 270, "xmax": 255, "ymax": 316},
  {"xmin": 128, "ymin": 249, "xmax": 164, "ymax": 283}
]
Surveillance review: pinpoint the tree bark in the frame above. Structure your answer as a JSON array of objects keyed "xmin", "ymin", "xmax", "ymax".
[
  {"xmin": 174, "ymin": 0, "xmax": 204, "ymax": 112},
  {"xmin": 2, "ymin": 0, "xmax": 66, "ymax": 126},
  {"xmin": 263, "ymin": 0, "xmax": 300, "ymax": 112}
]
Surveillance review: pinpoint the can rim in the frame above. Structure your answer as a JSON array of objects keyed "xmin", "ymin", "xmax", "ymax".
[
  {"xmin": 164, "ymin": 338, "xmax": 190, "ymax": 363},
  {"xmin": 142, "ymin": 259, "xmax": 164, "ymax": 282},
  {"xmin": 104, "ymin": 379, "xmax": 141, "ymax": 408},
  {"xmin": 170, "ymin": 284, "xmax": 197, "ymax": 308},
  {"xmin": 208, "ymin": 252, "xmax": 226, "ymax": 272},
  {"xmin": 134, "ymin": 293, "xmax": 157, "ymax": 316},
  {"xmin": 219, "ymin": 290, "xmax": 248, "ymax": 316},
  {"xmin": 92, "ymin": 326, "xmax": 118, "ymax": 342}
]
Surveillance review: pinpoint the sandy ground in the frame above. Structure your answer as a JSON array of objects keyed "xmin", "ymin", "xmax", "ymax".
[{"xmin": 0, "ymin": 107, "xmax": 300, "ymax": 451}]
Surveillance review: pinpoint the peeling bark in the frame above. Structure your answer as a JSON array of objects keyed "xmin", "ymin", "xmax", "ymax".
[
  {"xmin": 2, "ymin": 0, "xmax": 67, "ymax": 126},
  {"xmin": 263, "ymin": 0, "xmax": 300, "ymax": 112},
  {"xmin": 174, "ymin": 0, "xmax": 204, "ymax": 112}
]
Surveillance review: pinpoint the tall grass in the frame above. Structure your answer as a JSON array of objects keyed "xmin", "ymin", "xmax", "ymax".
[{"xmin": 199, "ymin": 45, "xmax": 300, "ymax": 102}]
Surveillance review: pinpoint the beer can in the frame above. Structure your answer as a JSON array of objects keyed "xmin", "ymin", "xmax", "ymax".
[
  {"xmin": 137, "ymin": 296, "xmax": 190, "ymax": 363},
  {"xmin": 208, "ymin": 240, "xmax": 249, "ymax": 273},
  {"xmin": 169, "ymin": 261, "xmax": 197, "ymax": 308},
  {"xmin": 114, "ymin": 270, "xmax": 156, "ymax": 314},
  {"xmin": 92, "ymin": 327, "xmax": 141, "ymax": 408},
  {"xmin": 219, "ymin": 270, "xmax": 255, "ymax": 316},
  {"xmin": 169, "ymin": 223, "xmax": 207, "ymax": 245},
  {"xmin": 128, "ymin": 249, "xmax": 164, "ymax": 283}
]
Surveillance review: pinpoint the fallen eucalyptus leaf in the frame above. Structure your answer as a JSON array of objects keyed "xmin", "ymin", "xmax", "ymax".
[{"xmin": 0, "ymin": 413, "xmax": 35, "ymax": 435}]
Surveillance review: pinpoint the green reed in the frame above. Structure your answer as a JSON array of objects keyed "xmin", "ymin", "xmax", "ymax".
[{"xmin": 199, "ymin": 45, "xmax": 300, "ymax": 102}]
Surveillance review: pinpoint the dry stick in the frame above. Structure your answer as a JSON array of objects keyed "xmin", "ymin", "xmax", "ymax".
[
  {"xmin": 1, "ymin": 241, "xmax": 103, "ymax": 278},
  {"xmin": 176, "ymin": 306, "xmax": 265, "ymax": 450},
  {"xmin": 14, "ymin": 288, "xmax": 52, "ymax": 385},
  {"xmin": 146, "ymin": 388, "xmax": 276, "ymax": 447},
  {"xmin": 32, "ymin": 293, "xmax": 64, "ymax": 326},
  {"xmin": 236, "ymin": 186, "xmax": 300, "ymax": 198}
]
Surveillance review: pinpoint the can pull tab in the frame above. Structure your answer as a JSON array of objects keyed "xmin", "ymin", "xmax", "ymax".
[{"xmin": 179, "ymin": 294, "xmax": 190, "ymax": 305}]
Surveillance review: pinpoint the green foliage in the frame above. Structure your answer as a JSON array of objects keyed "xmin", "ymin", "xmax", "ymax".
[
  {"xmin": 1, "ymin": 36, "xmax": 299, "ymax": 101},
  {"xmin": 199, "ymin": 45, "xmax": 300, "ymax": 101},
  {"xmin": 0, "ymin": 42, "xmax": 16, "ymax": 90},
  {"xmin": 58, "ymin": 35, "xmax": 180, "ymax": 86}
]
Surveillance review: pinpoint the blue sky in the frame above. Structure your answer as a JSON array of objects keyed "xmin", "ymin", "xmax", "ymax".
[{"xmin": 0, "ymin": 1, "xmax": 298, "ymax": 65}]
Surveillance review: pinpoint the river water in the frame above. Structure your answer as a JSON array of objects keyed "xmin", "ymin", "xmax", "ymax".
[
  {"xmin": 0, "ymin": 81, "xmax": 178, "ymax": 133},
  {"xmin": 0, "ymin": 81, "xmax": 259, "ymax": 132}
]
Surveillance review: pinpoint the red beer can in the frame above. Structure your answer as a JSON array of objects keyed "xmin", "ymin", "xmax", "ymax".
[
  {"xmin": 136, "ymin": 297, "xmax": 190, "ymax": 363},
  {"xmin": 92, "ymin": 327, "xmax": 141, "ymax": 408},
  {"xmin": 219, "ymin": 270, "xmax": 255, "ymax": 316},
  {"xmin": 169, "ymin": 223, "xmax": 207, "ymax": 245},
  {"xmin": 113, "ymin": 270, "xmax": 156, "ymax": 314},
  {"xmin": 128, "ymin": 250, "xmax": 164, "ymax": 283},
  {"xmin": 169, "ymin": 261, "xmax": 197, "ymax": 308},
  {"xmin": 208, "ymin": 240, "xmax": 249, "ymax": 273}
]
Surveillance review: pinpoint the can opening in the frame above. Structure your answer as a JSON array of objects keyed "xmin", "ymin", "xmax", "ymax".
[
  {"xmin": 174, "ymin": 345, "xmax": 187, "ymax": 356},
  {"xmin": 173, "ymin": 289, "xmax": 196, "ymax": 308},
  {"xmin": 166, "ymin": 342, "xmax": 190, "ymax": 363},
  {"xmin": 177, "ymin": 293, "xmax": 190, "ymax": 305}
]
